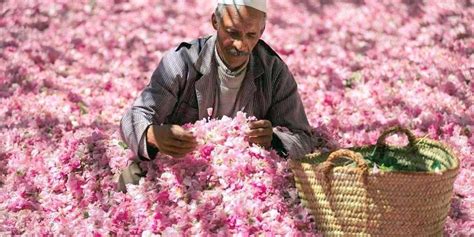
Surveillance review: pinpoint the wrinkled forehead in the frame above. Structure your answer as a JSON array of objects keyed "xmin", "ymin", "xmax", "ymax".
[{"xmin": 219, "ymin": 4, "xmax": 266, "ymax": 30}]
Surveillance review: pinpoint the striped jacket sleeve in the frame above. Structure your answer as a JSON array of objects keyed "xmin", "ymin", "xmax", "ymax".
[
  {"xmin": 268, "ymin": 63, "xmax": 314, "ymax": 159},
  {"xmin": 120, "ymin": 50, "xmax": 187, "ymax": 160}
]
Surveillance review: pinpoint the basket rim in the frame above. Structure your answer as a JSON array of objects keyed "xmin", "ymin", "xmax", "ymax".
[
  {"xmin": 291, "ymin": 137, "xmax": 461, "ymax": 175},
  {"xmin": 290, "ymin": 162, "xmax": 460, "ymax": 177}
]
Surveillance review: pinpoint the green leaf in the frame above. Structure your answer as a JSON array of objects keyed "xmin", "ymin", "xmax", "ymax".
[
  {"xmin": 78, "ymin": 102, "xmax": 88, "ymax": 115},
  {"xmin": 16, "ymin": 171, "xmax": 25, "ymax": 177},
  {"xmin": 344, "ymin": 71, "xmax": 363, "ymax": 88},
  {"xmin": 83, "ymin": 211, "xmax": 89, "ymax": 218},
  {"xmin": 88, "ymin": 0, "xmax": 96, "ymax": 11},
  {"xmin": 379, "ymin": 164, "xmax": 395, "ymax": 172},
  {"xmin": 118, "ymin": 141, "xmax": 128, "ymax": 149},
  {"xmin": 431, "ymin": 160, "xmax": 442, "ymax": 172}
]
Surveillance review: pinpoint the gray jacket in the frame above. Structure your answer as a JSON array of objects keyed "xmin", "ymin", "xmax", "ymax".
[{"xmin": 120, "ymin": 35, "xmax": 314, "ymax": 159}]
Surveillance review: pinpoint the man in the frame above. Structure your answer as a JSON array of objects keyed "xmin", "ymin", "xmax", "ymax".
[{"xmin": 118, "ymin": 0, "xmax": 314, "ymax": 191}]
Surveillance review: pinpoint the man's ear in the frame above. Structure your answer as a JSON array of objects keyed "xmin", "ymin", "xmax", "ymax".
[
  {"xmin": 211, "ymin": 13, "xmax": 219, "ymax": 30},
  {"xmin": 260, "ymin": 24, "xmax": 266, "ymax": 36}
]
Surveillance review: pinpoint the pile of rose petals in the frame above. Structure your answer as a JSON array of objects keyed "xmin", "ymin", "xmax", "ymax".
[
  {"xmin": 121, "ymin": 113, "xmax": 316, "ymax": 235},
  {"xmin": 0, "ymin": 0, "xmax": 472, "ymax": 235}
]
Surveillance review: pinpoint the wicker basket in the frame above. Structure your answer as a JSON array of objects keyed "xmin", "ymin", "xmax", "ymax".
[{"xmin": 289, "ymin": 127, "xmax": 460, "ymax": 236}]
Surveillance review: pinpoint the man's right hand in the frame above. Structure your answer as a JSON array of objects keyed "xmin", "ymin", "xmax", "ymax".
[{"xmin": 146, "ymin": 124, "xmax": 198, "ymax": 158}]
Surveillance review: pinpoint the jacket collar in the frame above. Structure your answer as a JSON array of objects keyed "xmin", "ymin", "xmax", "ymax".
[{"xmin": 194, "ymin": 35, "xmax": 265, "ymax": 118}]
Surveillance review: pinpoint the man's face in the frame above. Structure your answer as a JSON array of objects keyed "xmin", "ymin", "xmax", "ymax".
[{"xmin": 212, "ymin": 5, "xmax": 266, "ymax": 70}]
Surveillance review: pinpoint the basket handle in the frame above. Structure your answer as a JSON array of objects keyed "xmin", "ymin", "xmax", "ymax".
[
  {"xmin": 321, "ymin": 149, "xmax": 368, "ymax": 174},
  {"xmin": 317, "ymin": 149, "xmax": 369, "ymax": 193},
  {"xmin": 376, "ymin": 126, "xmax": 416, "ymax": 148}
]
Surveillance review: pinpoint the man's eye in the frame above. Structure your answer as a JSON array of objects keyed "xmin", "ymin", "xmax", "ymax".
[
  {"xmin": 228, "ymin": 31, "xmax": 240, "ymax": 38},
  {"xmin": 247, "ymin": 34, "xmax": 257, "ymax": 39}
]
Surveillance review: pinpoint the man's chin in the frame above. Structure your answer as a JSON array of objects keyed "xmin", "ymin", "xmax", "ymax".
[
  {"xmin": 228, "ymin": 62, "xmax": 246, "ymax": 70},
  {"xmin": 227, "ymin": 57, "xmax": 248, "ymax": 68}
]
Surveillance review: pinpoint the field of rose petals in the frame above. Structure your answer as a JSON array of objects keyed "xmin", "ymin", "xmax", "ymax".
[{"xmin": 1, "ymin": 0, "xmax": 473, "ymax": 235}]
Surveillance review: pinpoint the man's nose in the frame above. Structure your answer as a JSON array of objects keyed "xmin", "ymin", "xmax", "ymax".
[{"xmin": 233, "ymin": 39, "xmax": 249, "ymax": 53}]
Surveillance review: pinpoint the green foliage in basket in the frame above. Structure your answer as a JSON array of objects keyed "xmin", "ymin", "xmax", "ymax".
[{"xmin": 298, "ymin": 127, "xmax": 458, "ymax": 174}]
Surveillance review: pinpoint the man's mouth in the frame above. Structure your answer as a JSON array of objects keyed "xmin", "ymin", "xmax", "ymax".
[{"xmin": 228, "ymin": 48, "xmax": 250, "ymax": 57}]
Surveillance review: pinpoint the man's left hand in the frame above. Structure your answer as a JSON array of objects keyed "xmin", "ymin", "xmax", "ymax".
[{"xmin": 246, "ymin": 120, "xmax": 273, "ymax": 149}]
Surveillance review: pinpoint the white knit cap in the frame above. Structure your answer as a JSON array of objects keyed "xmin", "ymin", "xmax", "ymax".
[{"xmin": 217, "ymin": 0, "xmax": 267, "ymax": 13}]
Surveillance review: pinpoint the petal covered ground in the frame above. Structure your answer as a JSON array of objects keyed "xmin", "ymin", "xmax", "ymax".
[{"xmin": 0, "ymin": 0, "xmax": 473, "ymax": 235}]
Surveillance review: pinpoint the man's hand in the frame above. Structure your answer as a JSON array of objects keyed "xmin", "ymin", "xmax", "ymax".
[
  {"xmin": 147, "ymin": 124, "xmax": 198, "ymax": 158},
  {"xmin": 246, "ymin": 120, "xmax": 273, "ymax": 149}
]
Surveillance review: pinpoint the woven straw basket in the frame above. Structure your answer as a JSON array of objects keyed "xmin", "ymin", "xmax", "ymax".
[{"xmin": 289, "ymin": 127, "xmax": 460, "ymax": 236}]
